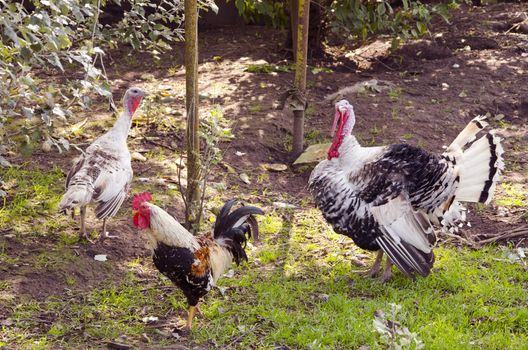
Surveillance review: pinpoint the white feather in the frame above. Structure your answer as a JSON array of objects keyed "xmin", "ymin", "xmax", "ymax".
[
  {"xmin": 146, "ymin": 203, "xmax": 199, "ymax": 251},
  {"xmin": 208, "ymin": 240, "xmax": 234, "ymax": 283},
  {"xmin": 370, "ymin": 195, "xmax": 433, "ymax": 254}
]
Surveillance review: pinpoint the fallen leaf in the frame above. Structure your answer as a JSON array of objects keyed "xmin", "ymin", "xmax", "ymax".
[
  {"xmin": 273, "ymin": 201, "xmax": 297, "ymax": 209},
  {"xmin": 261, "ymin": 163, "xmax": 288, "ymax": 172},
  {"xmin": 0, "ymin": 156, "xmax": 12, "ymax": 167},
  {"xmin": 240, "ymin": 173, "xmax": 251, "ymax": 184},
  {"xmin": 235, "ymin": 151, "xmax": 246, "ymax": 156},
  {"xmin": 94, "ymin": 254, "xmax": 107, "ymax": 262},
  {"xmin": 293, "ymin": 143, "xmax": 331, "ymax": 165},
  {"xmin": 141, "ymin": 316, "xmax": 159, "ymax": 323},
  {"xmin": 221, "ymin": 162, "xmax": 236, "ymax": 174},
  {"xmin": 131, "ymin": 152, "xmax": 147, "ymax": 162},
  {"xmin": 224, "ymin": 269, "xmax": 235, "ymax": 278}
]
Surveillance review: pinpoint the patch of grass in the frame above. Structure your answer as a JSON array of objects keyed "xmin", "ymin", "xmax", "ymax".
[
  {"xmin": 305, "ymin": 128, "xmax": 326, "ymax": 145},
  {"xmin": 248, "ymin": 103, "xmax": 263, "ymax": 113},
  {"xmin": 369, "ymin": 125, "xmax": 383, "ymax": 136},
  {"xmin": 496, "ymin": 183, "xmax": 527, "ymax": 207},
  {"xmin": 32, "ymin": 248, "xmax": 80, "ymax": 271},
  {"xmin": 2, "ymin": 206, "xmax": 526, "ymax": 349},
  {"xmin": 0, "ymin": 166, "xmax": 64, "ymax": 230},
  {"xmin": 189, "ymin": 211, "xmax": 528, "ymax": 349},
  {"xmin": 0, "ymin": 242, "xmax": 20, "ymax": 265},
  {"xmin": 387, "ymin": 87, "xmax": 403, "ymax": 100}
]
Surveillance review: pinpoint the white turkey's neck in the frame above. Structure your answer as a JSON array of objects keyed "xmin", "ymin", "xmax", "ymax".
[
  {"xmin": 108, "ymin": 110, "xmax": 133, "ymax": 144},
  {"xmin": 337, "ymin": 134, "xmax": 387, "ymax": 173},
  {"xmin": 338, "ymin": 134, "xmax": 361, "ymax": 164}
]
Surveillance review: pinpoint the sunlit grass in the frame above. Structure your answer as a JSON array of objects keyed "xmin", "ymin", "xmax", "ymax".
[
  {"xmin": 0, "ymin": 166, "xmax": 64, "ymax": 231},
  {"xmin": 1, "ymin": 162, "xmax": 526, "ymax": 349}
]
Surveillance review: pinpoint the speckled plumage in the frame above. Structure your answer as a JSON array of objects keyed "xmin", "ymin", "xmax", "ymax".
[
  {"xmin": 59, "ymin": 87, "xmax": 145, "ymax": 240},
  {"xmin": 310, "ymin": 143, "xmax": 451, "ymax": 251},
  {"xmin": 309, "ymin": 100, "xmax": 503, "ymax": 279}
]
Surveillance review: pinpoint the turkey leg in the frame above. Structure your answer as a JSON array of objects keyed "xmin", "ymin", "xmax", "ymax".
[
  {"xmin": 79, "ymin": 206, "xmax": 94, "ymax": 243},
  {"xmin": 365, "ymin": 250, "xmax": 383, "ymax": 277},
  {"xmin": 380, "ymin": 258, "xmax": 393, "ymax": 282},
  {"xmin": 99, "ymin": 218, "xmax": 118, "ymax": 242}
]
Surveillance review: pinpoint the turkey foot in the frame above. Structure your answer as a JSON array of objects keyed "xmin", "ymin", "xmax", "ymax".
[
  {"xmin": 353, "ymin": 250, "xmax": 383, "ymax": 278},
  {"xmin": 79, "ymin": 206, "xmax": 95, "ymax": 243},
  {"xmin": 98, "ymin": 219, "xmax": 118, "ymax": 242},
  {"xmin": 380, "ymin": 259, "xmax": 393, "ymax": 282}
]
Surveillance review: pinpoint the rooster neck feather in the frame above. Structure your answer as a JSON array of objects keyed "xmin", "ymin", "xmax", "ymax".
[{"xmin": 146, "ymin": 203, "xmax": 199, "ymax": 251}]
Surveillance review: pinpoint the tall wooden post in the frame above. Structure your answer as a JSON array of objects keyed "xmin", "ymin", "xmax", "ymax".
[
  {"xmin": 184, "ymin": 0, "xmax": 201, "ymax": 232},
  {"xmin": 292, "ymin": 0, "xmax": 310, "ymax": 156}
]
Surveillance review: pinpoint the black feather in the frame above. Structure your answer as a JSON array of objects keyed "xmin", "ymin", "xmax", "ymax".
[
  {"xmin": 214, "ymin": 199, "xmax": 238, "ymax": 235},
  {"xmin": 214, "ymin": 203, "xmax": 265, "ymax": 239},
  {"xmin": 213, "ymin": 200, "xmax": 265, "ymax": 265}
]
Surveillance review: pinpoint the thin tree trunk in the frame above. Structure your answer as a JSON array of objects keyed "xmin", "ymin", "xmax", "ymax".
[
  {"xmin": 290, "ymin": 0, "xmax": 299, "ymax": 61},
  {"xmin": 292, "ymin": 0, "xmax": 310, "ymax": 156},
  {"xmin": 184, "ymin": 0, "xmax": 201, "ymax": 233}
]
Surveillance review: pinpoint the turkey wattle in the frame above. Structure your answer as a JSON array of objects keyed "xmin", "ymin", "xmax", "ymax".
[
  {"xmin": 59, "ymin": 87, "xmax": 146, "ymax": 242},
  {"xmin": 309, "ymin": 100, "xmax": 504, "ymax": 281}
]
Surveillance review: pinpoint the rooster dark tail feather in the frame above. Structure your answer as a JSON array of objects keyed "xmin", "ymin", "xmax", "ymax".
[{"xmin": 213, "ymin": 200, "xmax": 264, "ymax": 265}]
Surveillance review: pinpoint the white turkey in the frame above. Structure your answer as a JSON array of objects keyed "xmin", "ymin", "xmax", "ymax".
[
  {"xmin": 309, "ymin": 100, "xmax": 504, "ymax": 281},
  {"xmin": 59, "ymin": 87, "xmax": 146, "ymax": 242}
]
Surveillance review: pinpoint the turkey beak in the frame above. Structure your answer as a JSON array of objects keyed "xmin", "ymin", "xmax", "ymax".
[
  {"xmin": 330, "ymin": 107, "xmax": 346, "ymax": 137},
  {"xmin": 330, "ymin": 109, "xmax": 341, "ymax": 137}
]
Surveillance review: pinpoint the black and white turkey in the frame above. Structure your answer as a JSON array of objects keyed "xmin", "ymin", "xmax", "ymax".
[
  {"xmin": 59, "ymin": 87, "xmax": 146, "ymax": 242},
  {"xmin": 309, "ymin": 99, "xmax": 504, "ymax": 281}
]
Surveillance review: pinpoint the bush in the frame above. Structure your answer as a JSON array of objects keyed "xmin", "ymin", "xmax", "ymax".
[{"xmin": 0, "ymin": 0, "xmax": 216, "ymax": 156}]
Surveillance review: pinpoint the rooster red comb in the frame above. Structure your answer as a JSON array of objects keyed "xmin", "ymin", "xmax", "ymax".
[{"xmin": 132, "ymin": 192, "xmax": 152, "ymax": 210}]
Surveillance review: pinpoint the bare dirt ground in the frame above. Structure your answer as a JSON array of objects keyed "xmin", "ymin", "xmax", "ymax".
[{"xmin": 1, "ymin": 2, "xmax": 527, "ymax": 348}]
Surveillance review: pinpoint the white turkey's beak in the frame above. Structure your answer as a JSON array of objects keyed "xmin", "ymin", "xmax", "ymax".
[{"xmin": 330, "ymin": 109, "xmax": 341, "ymax": 137}]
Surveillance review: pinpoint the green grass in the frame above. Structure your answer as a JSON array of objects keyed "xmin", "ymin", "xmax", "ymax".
[
  {"xmin": 1, "ymin": 167, "xmax": 526, "ymax": 349},
  {"xmin": 496, "ymin": 183, "xmax": 527, "ymax": 208},
  {"xmin": 187, "ymin": 212, "xmax": 528, "ymax": 349},
  {"xmin": 0, "ymin": 166, "xmax": 64, "ymax": 232}
]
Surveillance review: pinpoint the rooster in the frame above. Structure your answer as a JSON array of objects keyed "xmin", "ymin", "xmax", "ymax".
[
  {"xmin": 59, "ymin": 87, "xmax": 145, "ymax": 242},
  {"xmin": 132, "ymin": 192, "xmax": 264, "ymax": 329},
  {"xmin": 309, "ymin": 100, "xmax": 503, "ymax": 281}
]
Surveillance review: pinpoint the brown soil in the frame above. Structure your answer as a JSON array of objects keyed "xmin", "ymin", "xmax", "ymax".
[{"xmin": 1, "ymin": 2, "xmax": 527, "ymax": 347}]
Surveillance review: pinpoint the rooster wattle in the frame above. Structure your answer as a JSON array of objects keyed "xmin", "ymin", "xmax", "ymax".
[
  {"xmin": 309, "ymin": 100, "xmax": 503, "ymax": 281},
  {"xmin": 132, "ymin": 192, "xmax": 264, "ymax": 329},
  {"xmin": 59, "ymin": 87, "xmax": 145, "ymax": 242}
]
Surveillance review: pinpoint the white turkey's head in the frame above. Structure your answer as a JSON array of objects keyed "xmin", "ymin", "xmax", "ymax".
[
  {"xmin": 123, "ymin": 87, "xmax": 146, "ymax": 117},
  {"xmin": 328, "ymin": 99, "xmax": 356, "ymax": 160}
]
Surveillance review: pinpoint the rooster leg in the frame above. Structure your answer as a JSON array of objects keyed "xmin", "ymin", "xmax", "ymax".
[
  {"xmin": 195, "ymin": 304, "xmax": 204, "ymax": 316},
  {"xmin": 365, "ymin": 250, "xmax": 384, "ymax": 277},
  {"xmin": 380, "ymin": 258, "xmax": 393, "ymax": 282},
  {"xmin": 186, "ymin": 305, "xmax": 198, "ymax": 330}
]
